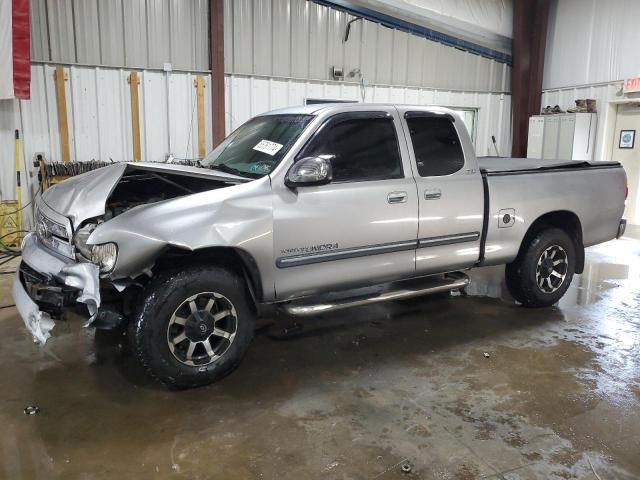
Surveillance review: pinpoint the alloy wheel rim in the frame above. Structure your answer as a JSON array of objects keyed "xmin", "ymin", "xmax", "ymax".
[
  {"xmin": 167, "ymin": 292, "xmax": 237, "ymax": 366},
  {"xmin": 535, "ymin": 245, "xmax": 569, "ymax": 294}
]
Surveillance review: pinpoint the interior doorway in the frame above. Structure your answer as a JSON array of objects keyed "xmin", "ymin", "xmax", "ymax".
[{"xmin": 611, "ymin": 104, "xmax": 640, "ymax": 225}]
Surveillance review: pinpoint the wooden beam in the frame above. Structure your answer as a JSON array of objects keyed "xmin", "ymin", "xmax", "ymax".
[
  {"xmin": 210, "ymin": 0, "xmax": 225, "ymax": 146},
  {"xmin": 195, "ymin": 76, "xmax": 206, "ymax": 159},
  {"xmin": 54, "ymin": 66, "xmax": 70, "ymax": 163},
  {"xmin": 128, "ymin": 71, "xmax": 142, "ymax": 161}
]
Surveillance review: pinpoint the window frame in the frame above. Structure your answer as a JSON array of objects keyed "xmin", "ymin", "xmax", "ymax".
[
  {"xmin": 403, "ymin": 111, "xmax": 466, "ymax": 178},
  {"xmin": 295, "ymin": 111, "xmax": 405, "ymax": 184}
]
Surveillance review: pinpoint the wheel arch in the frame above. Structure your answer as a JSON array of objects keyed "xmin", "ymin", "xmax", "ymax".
[
  {"xmin": 518, "ymin": 210, "xmax": 585, "ymax": 273},
  {"xmin": 151, "ymin": 246, "xmax": 264, "ymax": 307}
]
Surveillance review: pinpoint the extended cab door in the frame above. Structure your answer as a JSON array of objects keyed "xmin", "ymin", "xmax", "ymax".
[
  {"xmin": 271, "ymin": 109, "xmax": 418, "ymax": 300},
  {"xmin": 398, "ymin": 109, "xmax": 484, "ymax": 275}
]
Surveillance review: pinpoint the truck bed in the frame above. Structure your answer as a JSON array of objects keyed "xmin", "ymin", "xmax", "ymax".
[{"xmin": 478, "ymin": 157, "xmax": 620, "ymax": 175}]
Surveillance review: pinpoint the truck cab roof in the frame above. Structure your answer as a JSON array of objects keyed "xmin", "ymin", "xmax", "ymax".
[{"xmin": 260, "ymin": 103, "xmax": 460, "ymax": 118}]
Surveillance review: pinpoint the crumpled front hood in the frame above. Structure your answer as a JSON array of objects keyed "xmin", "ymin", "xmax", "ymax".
[{"xmin": 41, "ymin": 162, "xmax": 248, "ymax": 228}]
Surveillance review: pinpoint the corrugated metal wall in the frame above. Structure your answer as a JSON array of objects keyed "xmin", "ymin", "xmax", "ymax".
[
  {"xmin": 225, "ymin": 74, "xmax": 512, "ymax": 156},
  {"xmin": 30, "ymin": 0, "xmax": 210, "ymax": 71},
  {"xmin": 224, "ymin": 0, "xmax": 511, "ymax": 92},
  {"xmin": 1, "ymin": 0, "xmax": 515, "ymax": 230},
  {"xmin": 544, "ymin": 0, "xmax": 639, "ymax": 89}
]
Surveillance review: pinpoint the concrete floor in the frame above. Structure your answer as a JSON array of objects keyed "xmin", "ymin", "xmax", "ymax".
[{"xmin": 1, "ymin": 233, "xmax": 639, "ymax": 480}]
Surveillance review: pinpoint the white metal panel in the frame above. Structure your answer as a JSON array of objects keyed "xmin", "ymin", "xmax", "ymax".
[
  {"xmin": 142, "ymin": 72, "xmax": 169, "ymax": 163},
  {"xmin": 544, "ymin": 0, "xmax": 640, "ymax": 88},
  {"xmin": 253, "ymin": 0, "xmax": 273, "ymax": 76},
  {"xmin": 192, "ymin": 0, "xmax": 210, "ymax": 71},
  {"xmin": 224, "ymin": 0, "xmax": 234, "ymax": 73},
  {"xmin": 47, "ymin": 0, "xmax": 75, "ymax": 63},
  {"xmin": 73, "ymin": 0, "xmax": 100, "ymax": 64},
  {"xmin": 69, "ymin": 67, "xmax": 100, "ymax": 161},
  {"xmin": 308, "ymin": 2, "xmax": 329, "ymax": 80},
  {"xmin": 391, "ymin": 30, "xmax": 408, "ymax": 85},
  {"xmin": 375, "ymin": 26, "xmax": 393, "ymax": 85},
  {"xmin": 148, "ymin": 0, "xmax": 171, "ymax": 69},
  {"xmin": 98, "ymin": 0, "xmax": 125, "ymax": 66},
  {"xmin": 95, "ymin": 68, "xmax": 127, "ymax": 161},
  {"xmin": 290, "ymin": 0, "xmax": 310, "ymax": 78},
  {"xmin": 122, "ymin": 0, "xmax": 148, "ymax": 67},
  {"xmin": 30, "ymin": 0, "xmax": 50, "ymax": 61},
  {"xmin": 233, "ymin": 0, "xmax": 254, "ymax": 74},
  {"xmin": 272, "ymin": 0, "xmax": 292, "ymax": 77}
]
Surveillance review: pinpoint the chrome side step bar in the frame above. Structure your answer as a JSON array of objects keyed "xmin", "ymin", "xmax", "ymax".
[{"xmin": 281, "ymin": 272, "xmax": 469, "ymax": 317}]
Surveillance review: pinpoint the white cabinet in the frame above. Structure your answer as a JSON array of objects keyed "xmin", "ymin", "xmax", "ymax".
[{"xmin": 527, "ymin": 113, "xmax": 597, "ymax": 161}]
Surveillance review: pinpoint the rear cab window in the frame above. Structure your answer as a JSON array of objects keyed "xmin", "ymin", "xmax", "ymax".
[
  {"xmin": 405, "ymin": 113, "xmax": 465, "ymax": 177},
  {"xmin": 298, "ymin": 112, "xmax": 404, "ymax": 183}
]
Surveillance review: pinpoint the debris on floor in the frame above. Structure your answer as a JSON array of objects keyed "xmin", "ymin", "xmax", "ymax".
[{"xmin": 24, "ymin": 405, "xmax": 40, "ymax": 415}]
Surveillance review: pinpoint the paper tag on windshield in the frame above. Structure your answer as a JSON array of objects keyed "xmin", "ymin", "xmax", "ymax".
[{"xmin": 253, "ymin": 140, "xmax": 283, "ymax": 156}]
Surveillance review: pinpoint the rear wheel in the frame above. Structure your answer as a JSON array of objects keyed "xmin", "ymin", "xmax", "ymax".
[
  {"xmin": 129, "ymin": 265, "xmax": 255, "ymax": 389},
  {"xmin": 505, "ymin": 228, "xmax": 576, "ymax": 308}
]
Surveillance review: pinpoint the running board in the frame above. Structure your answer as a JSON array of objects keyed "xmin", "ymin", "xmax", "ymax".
[{"xmin": 281, "ymin": 272, "xmax": 469, "ymax": 317}]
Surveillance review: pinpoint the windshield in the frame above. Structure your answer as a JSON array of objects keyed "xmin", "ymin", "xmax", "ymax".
[{"xmin": 201, "ymin": 114, "xmax": 313, "ymax": 178}]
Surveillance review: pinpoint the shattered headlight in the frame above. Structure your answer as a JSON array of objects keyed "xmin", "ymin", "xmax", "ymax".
[
  {"xmin": 90, "ymin": 243, "xmax": 118, "ymax": 273},
  {"xmin": 74, "ymin": 224, "xmax": 118, "ymax": 273}
]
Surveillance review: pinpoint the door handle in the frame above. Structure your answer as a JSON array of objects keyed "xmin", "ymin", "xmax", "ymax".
[
  {"xmin": 424, "ymin": 189, "xmax": 442, "ymax": 200},
  {"xmin": 387, "ymin": 191, "xmax": 408, "ymax": 204}
]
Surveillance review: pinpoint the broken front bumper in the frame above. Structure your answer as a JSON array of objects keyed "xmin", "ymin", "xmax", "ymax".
[{"xmin": 12, "ymin": 233, "xmax": 101, "ymax": 344}]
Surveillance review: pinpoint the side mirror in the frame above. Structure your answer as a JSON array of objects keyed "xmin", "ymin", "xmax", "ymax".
[{"xmin": 285, "ymin": 156, "xmax": 333, "ymax": 188}]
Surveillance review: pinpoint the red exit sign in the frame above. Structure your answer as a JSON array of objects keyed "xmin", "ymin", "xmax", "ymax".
[{"xmin": 624, "ymin": 76, "xmax": 640, "ymax": 93}]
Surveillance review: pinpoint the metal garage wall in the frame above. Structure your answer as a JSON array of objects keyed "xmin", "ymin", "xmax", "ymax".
[
  {"xmin": 224, "ymin": 0, "xmax": 511, "ymax": 92},
  {"xmin": 544, "ymin": 0, "xmax": 640, "ymax": 89},
  {"xmin": 224, "ymin": 74, "xmax": 512, "ymax": 157},
  {"xmin": 0, "ymin": 64, "xmax": 214, "ymax": 228},
  {"xmin": 30, "ymin": 0, "xmax": 209, "ymax": 71}
]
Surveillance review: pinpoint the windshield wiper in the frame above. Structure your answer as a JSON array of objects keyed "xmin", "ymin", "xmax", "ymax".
[{"xmin": 208, "ymin": 164, "xmax": 260, "ymax": 179}]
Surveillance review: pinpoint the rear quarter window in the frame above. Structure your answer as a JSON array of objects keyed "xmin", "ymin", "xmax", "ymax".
[{"xmin": 406, "ymin": 116, "xmax": 465, "ymax": 177}]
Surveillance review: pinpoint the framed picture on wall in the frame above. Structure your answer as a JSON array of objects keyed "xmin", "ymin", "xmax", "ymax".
[{"xmin": 619, "ymin": 130, "xmax": 635, "ymax": 149}]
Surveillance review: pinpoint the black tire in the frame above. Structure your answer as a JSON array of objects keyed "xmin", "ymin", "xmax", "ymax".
[
  {"xmin": 505, "ymin": 228, "xmax": 576, "ymax": 308},
  {"xmin": 129, "ymin": 265, "xmax": 255, "ymax": 389}
]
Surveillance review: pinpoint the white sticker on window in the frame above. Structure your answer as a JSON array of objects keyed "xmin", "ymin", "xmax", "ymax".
[{"xmin": 253, "ymin": 139, "xmax": 283, "ymax": 156}]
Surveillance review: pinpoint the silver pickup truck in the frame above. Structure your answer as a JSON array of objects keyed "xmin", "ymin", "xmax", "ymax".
[{"xmin": 13, "ymin": 104, "xmax": 627, "ymax": 388}]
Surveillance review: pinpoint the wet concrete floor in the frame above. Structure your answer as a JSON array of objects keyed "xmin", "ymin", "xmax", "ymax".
[{"xmin": 0, "ymin": 231, "xmax": 639, "ymax": 479}]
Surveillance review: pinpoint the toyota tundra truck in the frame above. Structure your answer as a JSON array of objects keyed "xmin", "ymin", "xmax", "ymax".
[{"xmin": 13, "ymin": 104, "xmax": 627, "ymax": 389}]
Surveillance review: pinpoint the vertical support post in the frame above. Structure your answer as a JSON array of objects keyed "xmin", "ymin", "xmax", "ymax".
[
  {"xmin": 210, "ymin": 0, "xmax": 225, "ymax": 146},
  {"xmin": 195, "ymin": 76, "xmax": 206, "ymax": 159},
  {"xmin": 54, "ymin": 66, "xmax": 70, "ymax": 163},
  {"xmin": 128, "ymin": 71, "xmax": 142, "ymax": 161},
  {"xmin": 511, "ymin": 0, "xmax": 550, "ymax": 157}
]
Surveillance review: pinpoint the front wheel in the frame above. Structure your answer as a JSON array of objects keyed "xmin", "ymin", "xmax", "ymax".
[
  {"xmin": 505, "ymin": 228, "xmax": 576, "ymax": 308},
  {"xmin": 129, "ymin": 266, "xmax": 255, "ymax": 389}
]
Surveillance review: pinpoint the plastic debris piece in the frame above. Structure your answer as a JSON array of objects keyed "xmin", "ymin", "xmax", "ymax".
[
  {"xmin": 24, "ymin": 405, "xmax": 40, "ymax": 415},
  {"xmin": 483, "ymin": 352, "xmax": 490, "ymax": 358}
]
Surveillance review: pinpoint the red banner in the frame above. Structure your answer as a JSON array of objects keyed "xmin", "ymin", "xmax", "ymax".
[{"xmin": 12, "ymin": 0, "xmax": 30, "ymax": 99}]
